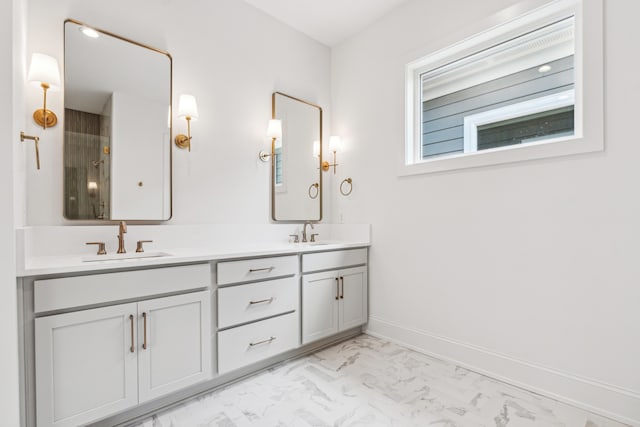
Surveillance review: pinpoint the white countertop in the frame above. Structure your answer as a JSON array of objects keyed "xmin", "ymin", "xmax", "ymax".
[{"xmin": 18, "ymin": 241, "xmax": 370, "ymax": 277}]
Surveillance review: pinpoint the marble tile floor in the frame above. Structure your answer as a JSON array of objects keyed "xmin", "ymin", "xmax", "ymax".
[{"xmin": 130, "ymin": 334, "xmax": 630, "ymax": 427}]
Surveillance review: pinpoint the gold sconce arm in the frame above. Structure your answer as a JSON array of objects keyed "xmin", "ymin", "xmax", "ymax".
[
  {"xmin": 20, "ymin": 132, "xmax": 41, "ymax": 170},
  {"xmin": 322, "ymin": 136, "xmax": 341, "ymax": 174},
  {"xmin": 260, "ymin": 119, "xmax": 282, "ymax": 162},
  {"xmin": 174, "ymin": 116, "xmax": 192, "ymax": 152},
  {"xmin": 175, "ymin": 94, "xmax": 198, "ymax": 152},
  {"xmin": 27, "ymin": 53, "xmax": 60, "ymax": 129},
  {"xmin": 33, "ymin": 82, "xmax": 58, "ymax": 129},
  {"xmin": 258, "ymin": 150, "xmax": 272, "ymax": 161},
  {"xmin": 322, "ymin": 151, "xmax": 339, "ymax": 174},
  {"xmin": 258, "ymin": 137, "xmax": 276, "ymax": 162}
]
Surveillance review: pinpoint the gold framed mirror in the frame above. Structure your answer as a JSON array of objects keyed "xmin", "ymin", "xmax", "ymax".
[
  {"xmin": 63, "ymin": 19, "xmax": 172, "ymax": 220},
  {"xmin": 271, "ymin": 92, "xmax": 322, "ymax": 222}
]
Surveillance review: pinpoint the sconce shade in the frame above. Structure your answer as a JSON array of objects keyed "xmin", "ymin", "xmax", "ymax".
[
  {"xmin": 266, "ymin": 119, "xmax": 282, "ymax": 139},
  {"xmin": 28, "ymin": 53, "xmax": 61, "ymax": 91},
  {"xmin": 313, "ymin": 140, "xmax": 320, "ymax": 157},
  {"xmin": 178, "ymin": 94, "xmax": 199, "ymax": 120},
  {"xmin": 329, "ymin": 135, "xmax": 342, "ymax": 152}
]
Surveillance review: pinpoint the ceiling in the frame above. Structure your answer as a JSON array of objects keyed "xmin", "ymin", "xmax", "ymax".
[{"xmin": 242, "ymin": 0, "xmax": 411, "ymax": 47}]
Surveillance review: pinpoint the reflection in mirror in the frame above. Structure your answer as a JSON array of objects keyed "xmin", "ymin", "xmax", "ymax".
[
  {"xmin": 271, "ymin": 92, "xmax": 322, "ymax": 222},
  {"xmin": 64, "ymin": 20, "xmax": 172, "ymax": 220}
]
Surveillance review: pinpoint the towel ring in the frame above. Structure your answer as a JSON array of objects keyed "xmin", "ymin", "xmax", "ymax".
[
  {"xmin": 340, "ymin": 178, "xmax": 353, "ymax": 196},
  {"xmin": 308, "ymin": 182, "xmax": 319, "ymax": 199}
]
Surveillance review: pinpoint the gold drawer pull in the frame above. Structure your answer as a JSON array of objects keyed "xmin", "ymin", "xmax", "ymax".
[
  {"xmin": 249, "ymin": 336, "xmax": 276, "ymax": 347},
  {"xmin": 129, "ymin": 315, "xmax": 135, "ymax": 353},
  {"xmin": 249, "ymin": 267, "xmax": 275, "ymax": 273},
  {"xmin": 142, "ymin": 312, "xmax": 148, "ymax": 350},
  {"xmin": 249, "ymin": 297, "xmax": 274, "ymax": 305}
]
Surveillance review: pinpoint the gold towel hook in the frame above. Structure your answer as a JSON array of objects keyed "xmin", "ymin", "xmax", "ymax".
[
  {"xmin": 340, "ymin": 178, "xmax": 353, "ymax": 196},
  {"xmin": 308, "ymin": 182, "xmax": 319, "ymax": 199},
  {"xmin": 20, "ymin": 131, "xmax": 41, "ymax": 170}
]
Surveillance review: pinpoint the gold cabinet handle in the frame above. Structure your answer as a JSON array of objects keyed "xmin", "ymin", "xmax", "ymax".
[
  {"xmin": 335, "ymin": 278, "xmax": 339, "ymax": 300},
  {"xmin": 129, "ymin": 315, "xmax": 135, "ymax": 353},
  {"xmin": 249, "ymin": 297, "xmax": 274, "ymax": 305},
  {"xmin": 249, "ymin": 267, "xmax": 274, "ymax": 273},
  {"xmin": 340, "ymin": 276, "xmax": 344, "ymax": 299},
  {"xmin": 142, "ymin": 312, "xmax": 148, "ymax": 350},
  {"xmin": 249, "ymin": 336, "xmax": 276, "ymax": 347}
]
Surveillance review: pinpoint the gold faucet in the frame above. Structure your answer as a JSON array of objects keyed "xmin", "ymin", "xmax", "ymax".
[
  {"xmin": 117, "ymin": 221, "xmax": 127, "ymax": 254},
  {"xmin": 302, "ymin": 221, "xmax": 314, "ymax": 243}
]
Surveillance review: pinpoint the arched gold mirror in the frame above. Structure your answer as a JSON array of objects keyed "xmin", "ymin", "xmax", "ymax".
[
  {"xmin": 271, "ymin": 92, "xmax": 322, "ymax": 222},
  {"xmin": 63, "ymin": 19, "xmax": 172, "ymax": 220}
]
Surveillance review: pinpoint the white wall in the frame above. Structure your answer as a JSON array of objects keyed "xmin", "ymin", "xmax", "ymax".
[
  {"xmin": 331, "ymin": 0, "xmax": 640, "ymax": 424},
  {"xmin": 2, "ymin": 0, "xmax": 24, "ymax": 425},
  {"xmin": 23, "ymin": 0, "xmax": 332, "ymax": 225}
]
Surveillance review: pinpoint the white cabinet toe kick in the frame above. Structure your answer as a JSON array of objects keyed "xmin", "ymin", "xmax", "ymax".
[{"xmin": 18, "ymin": 247, "xmax": 368, "ymax": 427}]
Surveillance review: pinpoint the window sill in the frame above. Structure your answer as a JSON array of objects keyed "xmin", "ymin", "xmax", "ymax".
[{"xmin": 398, "ymin": 133, "xmax": 603, "ymax": 176}]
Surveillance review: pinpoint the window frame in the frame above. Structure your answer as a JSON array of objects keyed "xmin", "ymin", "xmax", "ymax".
[
  {"xmin": 401, "ymin": 0, "xmax": 603, "ymax": 176},
  {"xmin": 463, "ymin": 89, "xmax": 575, "ymax": 153}
]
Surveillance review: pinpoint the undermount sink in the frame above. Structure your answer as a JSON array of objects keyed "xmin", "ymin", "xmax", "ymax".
[
  {"xmin": 81, "ymin": 251, "xmax": 172, "ymax": 262},
  {"xmin": 299, "ymin": 242, "xmax": 333, "ymax": 247}
]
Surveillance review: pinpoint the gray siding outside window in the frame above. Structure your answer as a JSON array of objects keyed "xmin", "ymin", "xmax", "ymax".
[{"xmin": 421, "ymin": 55, "xmax": 574, "ymax": 159}]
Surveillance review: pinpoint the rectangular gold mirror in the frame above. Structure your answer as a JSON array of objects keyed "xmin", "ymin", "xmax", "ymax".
[
  {"xmin": 63, "ymin": 19, "xmax": 172, "ymax": 220},
  {"xmin": 271, "ymin": 92, "xmax": 322, "ymax": 222}
]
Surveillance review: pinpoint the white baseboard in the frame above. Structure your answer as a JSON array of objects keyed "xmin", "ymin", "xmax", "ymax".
[{"xmin": 365, "ymin": 316, "xmax": 640, "ymax": 427}]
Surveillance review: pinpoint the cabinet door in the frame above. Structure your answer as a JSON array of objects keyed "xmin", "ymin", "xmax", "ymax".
[
  {"xmin": 339, "ymin": 266, "xmax": 368, "ymax": 331},
  {"xmin": 35, "ymin": 303, "xmax": 138, "ymax": 427},
  {"xmin": 137, "ymin": 291, "xmax": 212, "ymax": 403},
  {"xmin": 302, "ymin": 271, "xmax": 339, "ymax": 344}
]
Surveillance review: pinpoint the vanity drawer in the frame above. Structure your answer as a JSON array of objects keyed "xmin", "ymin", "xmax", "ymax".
[
  {"xmin": 218, "ymin": 277, "xmax": 298, "ymax": 329},
  {"xmin": 217, "ymin": 255, "xmax": 298, "ymax": 285},
  {"xmin": 34, "ymin": 264, "xmax": 211, "ymax": 313},
  {"xmin": 302, "ymin": 248, "xmax": 367, "ymax": 273},
  {"xmin": 218, "ymin": 311, "xmax": 299, "ymax": 373}
]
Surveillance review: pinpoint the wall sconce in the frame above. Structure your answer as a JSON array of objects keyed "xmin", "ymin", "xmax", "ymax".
[
  {"xmin": 28, "ymin": 53, "xmax": 61, "ymax": 129},
  {"xmin": 259, "ymin": 119, "xmax": 282, "ymax": 161},
  {"xmin": 174, "ymin": 94, "xmax": 199, "ymax": 152},
  {"xmin": 322, "ymin": 135, "xmax": 341, "ymax": 174}
]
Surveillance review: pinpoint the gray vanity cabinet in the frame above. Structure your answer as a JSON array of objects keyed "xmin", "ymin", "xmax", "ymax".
[
  {"xmin": 216, "ymin": 255, "xmax": 300, "ymax": 374},
  {"xmin": 35, "ymin": 303, "xmax": 139, "ymax": 427},
  {"xmin": 301, "ymin": 249, "xmax": 368, "ymax": 344},
  {"xmin": 32, "ymin": 265, "xmax": 212, "ymax": 427}
]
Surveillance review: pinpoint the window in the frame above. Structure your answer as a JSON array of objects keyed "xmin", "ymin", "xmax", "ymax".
[
  {"xmin": 403, "ymin": 0, "xmax": 603, "ymax": 175},
  {"xmin": 274, "ymin": 142, "xmax": 283, "ymax": 186}
]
